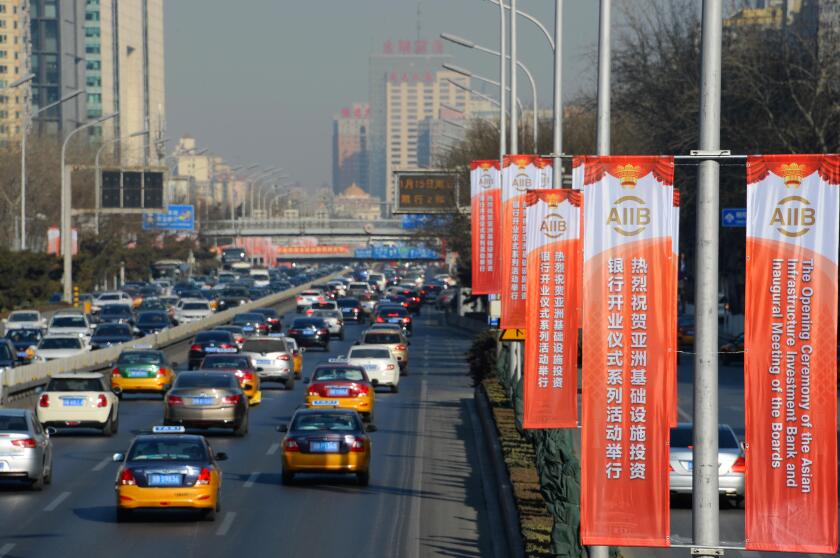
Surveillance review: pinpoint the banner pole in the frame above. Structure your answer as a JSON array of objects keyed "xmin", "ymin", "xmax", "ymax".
[
  {"xmin": 693, "ymin": 0, "xmax": 723, "ymax": 555},
  {"xmin": 510, "ymin": 0, "xmax": 518, "ymax": 154},
  {"xmin": 552, "ymin": 0, "xmax": 563, "ymax": 189}
]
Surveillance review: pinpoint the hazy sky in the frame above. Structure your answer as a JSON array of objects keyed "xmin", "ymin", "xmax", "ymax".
[{"xmin": 165, "ymin": 0, "xmax": 606, "ymax": 189}]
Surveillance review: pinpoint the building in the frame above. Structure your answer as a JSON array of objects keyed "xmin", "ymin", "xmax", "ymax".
[
  {"xmin": 0, "ymin": 0, "xmax": 31, "ymax": 144},
  {"xmin": 333, "ymin": 183, "xmax": 381, "ymax": 221},
  {"xmin": 30, "ymin": 0, "xmax": 86, "ymax": 135},
  {"xmin": 417, "ymin": 116, "xmax": 464, "ymax": 168},
  {"xmin": 84, "ymin": 0, "xmax": 165, "ymax": 165},
  {"xmin": 331, "ymin": 103, "xmax": 369, "ymax": 195}
]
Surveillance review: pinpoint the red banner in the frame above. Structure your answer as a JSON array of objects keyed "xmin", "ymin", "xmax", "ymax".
[
  {"xmin": 500, "ymin": 155, "xmax": 552, "ymax": 328},
  {"xmin": 744, "ymin": 155, "xmax": 839, "ymax": 553},
  {"xmin": 523, "ymin": 190, "xmax": 582, "ymax": 429},
  {"xmin": 579, "ymin": 156, "xmax": 674, "ymax": 547},
  {"xmin": 471, "ymin": 160, "xmax": 501, "ymax": 294},
  {"xmin": 668, "ymin": 189, "xmax": 680, "ymax": 427}
]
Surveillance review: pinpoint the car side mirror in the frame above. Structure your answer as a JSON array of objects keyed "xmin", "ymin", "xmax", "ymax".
[
  {"xmin": 215, "ymin": 452, "xmax": 229, "ymax": 461},
  {"xmin": 276, "ymin": 424, "xmax": 288, "ymax": 433},
  {"xmin": 112, "ymin": 452, "xmax": 125, "ymax": 462},
  {"xmin": 365, "ymin": 423, "xmax": 378, "ymax": 433},
  {"xmin": 46, "ymin": 427, "xmax": 57, "ymax": 437},
  {"xmin": 35, "ymin": 386, "xmax": 43, "ymax": 394},
  {"xmin": 354, "ymin": 341, "xmax": 360, "ymax": 345},
  {"xmin": 171, "ymin": 362, "xmax": 179, "ymax": 368},
  {"xmin": 739, "ymin": 441, "xmax": 746, "ymax": 453},
  {"xmin": 300, "ymin": 347, "xmax": 306, "ymax": 353},
  {"xmin": 408, "ymin": 341, "xmax": 412, "ymax": 346},
  {"xmin": 302, "ymin": 377, "xmax": 310, "ymax": 384},
  {"xmin": 371, "ymin": 379, "xmax": 379, "ymax": 386}
]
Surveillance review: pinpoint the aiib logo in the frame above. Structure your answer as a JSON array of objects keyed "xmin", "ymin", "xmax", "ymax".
[
  {"xmin": 479, "ymin": 170, "xmax": 494, "ymax": 190},
  {"xmin": 607, "ymin": 196, "xmax": 650, "ymax": 237},
  {"xmin": 770, "ymin": 164, "xmax": 815, "ymax": 238},
  {"xmin": 513, "ymin": 173, "xmax": 532, "ymax": 192},
  {"xmin": 540, "ymin": 214, "xmax": 567, "ymax": 238}
]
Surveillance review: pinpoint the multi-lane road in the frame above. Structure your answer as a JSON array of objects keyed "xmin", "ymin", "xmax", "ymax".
[{"xmin": 0, "ymin": 304, "xmax": 501, "ymax": 558}]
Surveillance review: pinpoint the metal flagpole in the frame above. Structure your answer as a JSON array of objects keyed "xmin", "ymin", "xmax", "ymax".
[
  {"xmin": 498, "ymin": 0, "xmax": 507, "ymax": 161},
  {"xmin": 553, "ymin": 0, "xmax": 563, "ymax": 188},
  {"xmin": 509, "ymin": 0, "xmax": 518, "ymax": 154},
  {"xmin": 693, "ymin": 0, "xmax": 723, "ymax": 555}
]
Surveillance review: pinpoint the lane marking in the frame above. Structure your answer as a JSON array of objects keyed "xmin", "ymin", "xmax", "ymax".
[
  {"xmin": 92, "ymin": 456, "xmax": 111, "ymax": 472},
  {"xmin": 243, "ymin": 472, "xmax": 259, "ymax": 488},
  {"xmin": 216, "ymin": 511, "xmax": 236, "ymax": 536},
  {"xmin": 44, "ymin": 491, "xmax": 71, "ymax": 512},
  {"xmin": 407, "ymin": 379, "xmax": 428, "ymax": 558},
  {"xmin": 266, "ymin": 442, "xmax": 280, "ymax": 456},
  {"xmin": 0, "ymin": 544, "xmax": 14, "ymax": 558}
]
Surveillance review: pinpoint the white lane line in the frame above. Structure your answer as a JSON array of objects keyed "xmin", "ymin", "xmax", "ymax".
[
  {"xmin": 92, "ymin": 456, "xmax": 111, "ymax": 472},
  {"xmin": 216, "ymin": 511, "xmax": 236, "ymax": 536},
  {"xmin": 407, "ymin": 379, "xmax": 428, "ymax": 558},
  {"xmin": 43, "ymin": 491, "xmax": 71, "ymax": 512},
  {"xmin": 266, "ymin": 442, "xmax": 280, "ymax": 456},
  {"xmin": 243, "ymin": 472, "xmax": 259, "ymax": 488},
  {"xmin": 0, "ymin": 544, "xmax": 15, "ymax": 558}
]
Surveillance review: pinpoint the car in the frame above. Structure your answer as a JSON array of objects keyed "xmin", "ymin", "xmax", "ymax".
[
  {"xmin": 304, "ymin": 364, "xmax": 375, "ymax": 422},
  {"xmin": 198, "ymin": 354, "xmax": 262, "ymax": 405},
  {"xmin": 345, "ymin": 345, "xmax": 400, "ymax": 393},
  {"xmin": 137, "ymin": 298, "xmax": 168, "ymax": 312},
  {"xmin": 163, "ymin": 372, "xmax": 250, "ymax": 435},
  {"xmin": 0, "ymin": 409, "xmax": 54, "ymax": 489},
  {"xmin": 110, "ymin": 349, "xmax": 177, "ymax": 399},
  {"xmin": 35, "ymin": 335, "xmax": 90, "ymax": 361},
  {"xmin": 336, "ymin": 298, "xmax": 364, "ymax": 323},
  {"xmin": 286, "ymin": 318, "xmax": 331, "ymax": 351},
  {"xmin": 419, "ymin": 283, "xmax": 443, "ymax": 303},
  {"xmin": 373, "ymin": 305, "xmax": 413, "ymax": 335},
  {"xmin": 359, "ymin": 329, "xmax": 409, "ymax": 372},
  {"xmin": 92, "ymin": 291, "xmax": 133, "ymax": 313},
  {"xmin": 216, "ymin": 296, "xmax": 249, "ymax": 313},
  {"xmin": 90, "ymin": 323, "xmax": 135, "ymax": 350},
  {"xmin": 251, "ymin": 307, "xmax": 282, "ymax": 333},
  {"xmin": 4, "ymin": 328, "xmax": 43, "ymax": 363},
  {"xmin": 677, "ymin": 315, "xmax": 695, "ymax": 348},
  {"xmin": 393, "ymin": 289, "xmax": 422, "ymax": 314},
  {"xmin": 278, "ymin": 409, "xmax": 374, "ymax": 486},
  {"xmin": 669, "ymin": 423, "xmax": 745, "ymax": 503},
  {"xmin": 47, "ymin": 311, "xmax": 92, "ymax": 338},
  {"xmin": 367, "ymin": 273, "xmax": 386, "ymax": 292},
  {"xmin": 296, "ymin": 289, "xmax": 324, "ymax": 313},
  {"xmin": 231, "ymin": 312, "xmax": 270, "ymax": 336},
  {"xmin": 435, "ymin": 288, "xmax": 458, "ymax": 310},
  {"xmin": 304, "ymin": 300, "xmax": 339, "ymax": 317},
  {"xmin": 37, "ymin": 373, "xmax": 120, "ymax": 435},
  {"xmin": 326, "ymin": 279, "xmax": 347, "ymax": 297},
  {"xmin": 719, "ymin": 332, "xmax": 744, "ymax": 366},
  {"xmin": 0, "ymin": 339, "xmax": 20, "ymax": 371},
  {"xmin": 175, "ymin": 299, "xmax": 213, "ymax": 324},
  {"xmin": 282, "ymin": 336, "xmax": 304, "ymax": 379},
  {"xmin": 212, "ymin": 325, "xmax": 247, "ymax": 348},
  {"xmin": 311, "ymin": 309, "xmax": 345, "ymax": 339},
  {"xmin": 2, "ymin": 310, "xmax": 46, "ymax": 331},
  {"xmin": 135, "ymin": 310, "xmax": 171, "ymax": 336},
  {"xmin": 240, "ymin": 337, "xmax": 295, "ymax": 389},
  {"xmin": 99, "ymin": 304, "xmax": 136, "ymax": 326},
  {"xmin": 112, "ymin": 426, "xmax": 228, "ymax": 521},
  {"xmin": 188, "ymin": 331, "xmax": 239, "ymax": 370}
]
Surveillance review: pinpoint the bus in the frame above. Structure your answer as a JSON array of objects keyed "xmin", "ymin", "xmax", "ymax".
[
  {"xmin": 221, "ymin": 247, "xmax": 247, "ymax": 270},
  {"xmin": 150, "ymin": 259, "xmax": 189, "ymax": 281}
]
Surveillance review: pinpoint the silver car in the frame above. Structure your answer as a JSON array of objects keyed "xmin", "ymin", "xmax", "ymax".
[
  {"xmin": 0, "ymin": 409, "xmax": 54, "ymax": 490},
  {"xmin": 240, "ymin": 337, "xmax": 295, "ymax": 389},
  {"xmin": 311, "ymin": 309, "xmax": 345, "ymax": 340},
  {"xmin": 669, "ymin": 423, "xmax": 745, "ymax": 501}
]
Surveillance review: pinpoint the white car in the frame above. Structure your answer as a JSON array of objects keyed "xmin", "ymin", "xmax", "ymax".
[
  {"xmin": 346, "ymin": 345, "xmax": 400, "ymax": 393},
  {"xmin": 311, "ymin": 309, "xmax": 344, "ymax": 339},
  {"xmin": 250, "ymin": 269, "xmax": 270, "ymax": 288},
  {"xmin": 92, "ymin": 292, "xmax": 133, "ymax": 313},
  {"xmin": 347, "ymin": 282, "xmax": 371, "ymax": 295},
  {"xmin": 174, "ymin": 299, "xmax": 212, "ymax": 324},
  {"xmin": 435, "ymin": 274, "xmax": 457, "ymax": 287},
  {"xmin": 47, "ymin": 312, "xmax": 92, "ymax": 338},
  {"xmin": 2, "ymin": 310, "xmax": 46, "ymax": 331},
  {"xmin": 35, "ymin": 335, "xmax": 90, "ymax": 361},
  {"xmin": 327, "ymin": 280, "xmax": 347, "ymax": 296},
  {"xmin": 368, "ymin": 273, "xmax": 386, "ymax": 292},
  {"xmin": 296, "ymin": 290, "xmax": 324, "ymax": 313},
  {"xmin": 36, "ymin": 373, "xmax": 119, "ymax": 435},
  {"xmin": 240, "ymin": 337, "xmax": 295, "ymax": 389}
]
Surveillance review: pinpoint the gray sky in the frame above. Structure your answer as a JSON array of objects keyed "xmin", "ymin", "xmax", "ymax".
[{"xmin": 165, "ymin": 0, "xmax": 603, "ymax": 189}]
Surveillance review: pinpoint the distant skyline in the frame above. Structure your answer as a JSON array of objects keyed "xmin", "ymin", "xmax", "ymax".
[{"xmin": 165, "ymin": 0, "xmax": 608, "ymax": 190}]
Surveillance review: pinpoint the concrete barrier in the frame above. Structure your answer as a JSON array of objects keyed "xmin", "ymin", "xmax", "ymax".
[{"xmin": 0, "ymin": 273, "xmax": 339, "ymax": 404}]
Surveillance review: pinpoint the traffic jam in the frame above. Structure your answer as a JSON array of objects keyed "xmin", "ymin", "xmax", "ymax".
[{"xmin": 0, "ymin": 262, "xmax": 458, "ymax": 522}]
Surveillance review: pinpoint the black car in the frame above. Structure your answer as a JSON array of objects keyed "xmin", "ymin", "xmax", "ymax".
[
  {"xmin": 286, "ymin": 318, "xmax": 330, "ymax": 350},
  {"xmin": 188, "ymin": 331, "xmax": 239, "ymax": 370},
  {"xmin": 336, "ymin": 298, "xmax": 364, "ymax": 323},
  {"xmin": 99, "ymin": 304, "xmax": 136, "ymax": 325},
  {"xmin": 0, "ymin": 339, "xmax": 19, "ymax": 369},
  {"xmin": 252, "ymin": 308, "xmax": 282, "ymax": 332},
  {"xmin": 395, "ymin": 289, "xmax": 422, "ymax": 314},
  {"xmin": 4, "ymin": 328, "xmax": 43, "ymax": 363},
  {"xmin": 373, "ymin": 305, "xmax": 413, "ymax": 334},
  {"xmin": 135, "ymin": 310, "xmax": 171, "ymax": 336},
  {"xmin": 90, "ymin": 323, "xmax": 135, "ymax": 350},
  {"xmin": 231, "ymin": 313, "xmax": 270, "ymax": 336},
  {"xmin": 216, "ymin": 297, "xmax": 249, "ymax": 313}
]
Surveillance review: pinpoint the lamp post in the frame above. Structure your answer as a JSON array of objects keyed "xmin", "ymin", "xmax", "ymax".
[
  {"xmin": 446, "ymin": 78, "xmax": 520, "ymax": 117},
  {"xmin": 6, "ymin": 73, "xmax": 34, "ymax": 250},
  {"xmin": 249, "ymin": 168, "xmax": 282, "ymax": 217},
  {"xmin": 94, "ymin": 129, "xmax": 149, "ymax": 234},
  {"xmin": 62, "ymin": 111, "xmax": 118, "ymax": 302}
]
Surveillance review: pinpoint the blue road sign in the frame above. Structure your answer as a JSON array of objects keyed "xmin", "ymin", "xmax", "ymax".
[
  {"xmin": 143, "ymin": 205, "xmax": 195, "ymax": 231},
  {"xmin": 721, "ymin": 208, "xmax": 747, "ymax": 228}
]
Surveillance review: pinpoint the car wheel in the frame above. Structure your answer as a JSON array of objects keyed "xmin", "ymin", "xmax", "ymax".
[
  {"xmin": 284, "ymin": 377, "xmax": 295, "ymax": 391},
  {"xmin": 203, "ymin": 502, "xmax": 217, "ymax": 521},
  {"xmin": 234, "ymin": 413, "xmax": 249, "ymax": 437},
  {"xmin": 111, "ymin": 414, "xmax": 119, "ymax": 435},
  {"xmin": 281, "ymin": 469, "xmax": 295, "ymax": 485},
  {"xmin": 339, "ymin": 330, "xmax": 345, "ymax": 341},
  {"xmin": 364, "ymin": 411, "xmax": 374, "ymax": 423},
  {"xmin": 356, "ymin": 471, "xmax": 370, "ymax": 487},
  {"xmin": 391, "ymin": 384, "xmax": 399, "ymax": 394},
  {"xmin": 323, "ymin": 342, "xmax": 330, "ymax": 352},
  {"xmin": 400, "ymin": 366, "xmax": 407, "ymax": 377},
  {"xmin": 114, "ymin": 391, "xmax": 123, "ymax": 401},
  {"xmin": 116, "ymin": 507, "xmax": 132, "ymax": 523},
  {"xmin": 103, "ymin": 415, "xmax": 114, "ymax": 437},
  {"xmin": 30, "ymin": 471, "xmax": 44, "ymax": 491}
]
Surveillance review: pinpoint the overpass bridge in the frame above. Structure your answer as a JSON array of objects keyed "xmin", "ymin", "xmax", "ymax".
[{"xmin": 199, "ymin": 217, "xmax": 416, "ymax": 242}]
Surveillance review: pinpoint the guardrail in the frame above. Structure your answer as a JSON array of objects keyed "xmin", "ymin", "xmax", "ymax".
[{"xmin": 0, "ymin": 274, "xmax": 340, "ymax": 405}]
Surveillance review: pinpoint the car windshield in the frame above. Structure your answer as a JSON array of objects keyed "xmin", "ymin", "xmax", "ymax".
[
  {"xmin": 5, "ymin": 330, "xmax": 42, "ymax": 343},
  {"xmin": 670, "ymin": 426, "xmax": 740, "ymax": 449},
  {"xmin": 95, "ymin": 324, "xmax": 131, "ymax": 336},
  {"xmin": 51, "ymin": 316, "xmax": 87, "ymax": 328},
  {"xmin": 102, "ymin": 305, "xmax": 132, "ymax": 315},
  {"xmin": 336, "ymin": 299, "xmax": 359, "ymax": 308},
  {"xmin": 364, "ymin": 333, "xmax": 402, "ymax": 344},
  {"xmin": 242, "ymin": 339, "xmax": 287, "ymax": 353},
  {"xmin": 313, "ymin": 367, "xmax": 366, "ymax": 382},
  {"xmin": 138, "ymin": 313, "xmax": 168, "ymax": 325},
  {"xmin": 349, "ymin": 349, "xmax": 390, "ymax": 359},
  {"xmin": 175, "ymin": 373, "xmax": 237, "ymax": 388},
  {"xmin": 128, "ymin": 439, "xmax": 208, "ymax": 462},
  {"xmin": 292, "ymin": 319, "xmax": 325, "ymax": 328},
  {"xmin": 47, "ymin": 378, "xmax": 103, "ymax": 392},
  {"xmin": 118, "ymin": 351, "xmax": 163, "ymax": 365},
  {"xmin": 98, "ymin": 294, "xmax": 122, "ymax": 301},
  {"xmin": 40, "ymin": 338, "xmax": 82, "ymax": 349},
  {"xmin": 311, "ymin": 303, "xmax": 334, "ymax": 310},
  {"xmin": 182, "ymin": 302, "xmax": 209, "ymax": 311},
  {"xmin": 312, "ymin": 310, "xmax": 339, "ymax": 318},
  {"xmin": 255, "ymin": 309, "xmax": 278, "ymax": 318},
  {"xmin": 201, "ymin": 356, "xmax": 250, "ymax": 369},
  {"xmin": 379, "ymin": 307, "xmax": 407, "ymax": 317},
  {"xmin": 0, "ymin": 415, "xmax": 28, "ymax": 431},
  {"xmin": 233, "ymin": 314, "xmax": 262, "ymax": 324},
  {"xmin": 9, "ymin": 312, "xmax": 38, "ymax": 322},
  {"xmin": 195, "ymin": 332, "xmax": 231, "ymax": 343},
  {"xmin": 291, "ymin": 413, "xmax": 359, "ymax": 432},
  {"xmin": 0, "ymin": 345, "xmax": 13, "ymax": 360}
]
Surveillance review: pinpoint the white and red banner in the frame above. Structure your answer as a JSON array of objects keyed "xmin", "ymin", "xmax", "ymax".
[
  {"xmin": 668, "ymin": 189, "xmax": 680, "ymax": 427},
  {"xmin": 500, "ymin": 155, "xmax": 552, "ymax": 328},
  {"xmin": 744, "ymin": 155, "xmax": 839, "ymax": 553},
  {"xmin": 471, "ymin": 160, "xmax": 502, "ymax": 294},
  {"xmin": 523, "ymin": 189, "xmax": 582, "ymax": 429},
  {"xmin": 579, "ymin": 156, "xmax": 675, "ymax": 547}
]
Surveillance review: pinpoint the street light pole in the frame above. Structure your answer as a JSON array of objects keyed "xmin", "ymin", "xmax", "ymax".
[
  {"xmin": 62, "ymin": 112, "xmax": 118, "ymax": 302},
  {"xmin": 6, "ymin": 73, "xmax": 35, "ymax": 251},
  {"xmin": 553, "ymin": 0, "xmax": 563, "ymax": 188},
  {"xmin": 498, "ymin": 0, "xmax": 507, "ymax": 161},
  {"xmin": 446, "ymin": 78, "xmax": 520, "ymax": 116},
  {"xmin": 94, "ymin": 129, "xmax": 149, "ymax": 234},
  {"xmin": 509, "ymin": 0, "xmax": 518, "ymax": 153}
]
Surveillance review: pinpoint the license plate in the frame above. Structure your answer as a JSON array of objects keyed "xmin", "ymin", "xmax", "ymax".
[
  {"xmin": 310, "ymin": 441, "xmax": 339, "ymax": 453},
  {"xmin": 205, "ymin": 347, "xmax": 236, "ymax": 353},
  {"xmin": 16, "ymin": 351, "xmax": 28, "ymax": 358},
  {"xmin": 191, "ymin": 397, "xmax": 214, "ymax": 406},
  {"xmin": 387, "ymin": 318, "xmax": 401, "ymax": 323},
  {"xmin": 302, "ymin": 330, "xmax": 315, "ymax": 336},
  {"xmin": 62, "ymin": 398, "xmax": 84, "ymax": 407},
  {"xmin": 256, "ymin": 359, "xmax": 273, "ymax": 365},
  {"xmin": 243, "ymin": 326, "xmax": 255, "ymax": 331},
  {"xmin": 327, "ymin": 388, "xmax": 349, "ymax": 397},
  {"xmin": 148, "ymin": 474, "xmax": 183, "ymax": 487},
  {"xmin": 363, "ymin": 364, "xmax": 377, "ymax": 371},
  {"xmin": 127, "ymin": 369, "xmax": 149, "ymax": 378},
  {"xmin": 311, "ymin": 399, "xmax": 339, "ymax": 406}
]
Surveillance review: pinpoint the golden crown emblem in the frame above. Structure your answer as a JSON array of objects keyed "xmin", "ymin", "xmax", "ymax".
[
  {"xmin": 545, "ymin": 193, "xmax": 562, "ymax": 207},
  {"xmin": 780, "ymin": 163, "xmax": 806, "ymax": 188},
  {"xmin": 615, "ymin": 164, "xmax": 641, "ymax": 188},
  {"xmin": 514, "ymin": 156, "xmax": 531, "ymax": 169}
]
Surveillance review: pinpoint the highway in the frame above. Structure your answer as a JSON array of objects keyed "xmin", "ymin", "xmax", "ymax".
[{"xmin": 0, "ymin": 305, "xmax": 499, "ymax": 558}]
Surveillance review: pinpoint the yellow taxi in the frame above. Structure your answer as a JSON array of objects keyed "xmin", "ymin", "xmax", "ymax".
[
  {"xmin": 304, "ymin": 364, "xmax": 375, "ymax": 422},
  {"xmin": 284, "ymin": 336, "xmax": 303, "ymax": 378},
  {"xmin": 110, "ymin": 349, "xmax": 176, "ymax": 399},
  {"xmin": 113, "ymin": 426, "xmax": 227, "ymax": 521},
  {"xmin": 279, "ymin": 409, "xmax": 374, "ymax": 486}
]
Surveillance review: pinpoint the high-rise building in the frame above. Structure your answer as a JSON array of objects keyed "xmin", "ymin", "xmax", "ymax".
[
  {"xmin": 0, "ymin": 0, "xmax": 31, "ymax": 144},
  {"xmin": 331, "ymin": 103, "xmax": 369, "ymax": 195},
  {"xmin": 30, "ymin": 0, "xmax": 86, "ymax": 135},
  {"xmin": 84, "ymin": 0, "xmax": 165, "ymax": 165}
]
